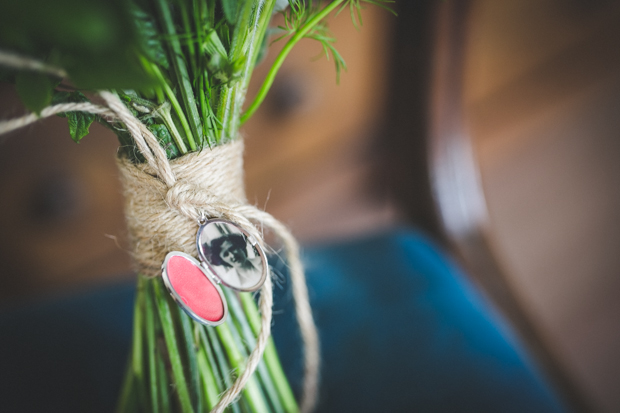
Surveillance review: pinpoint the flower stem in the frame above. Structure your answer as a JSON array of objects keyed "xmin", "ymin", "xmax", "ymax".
[
  {"xmin": 206, "ymin": 327, "xmax": 243, "ymax": 413},
  {"xmin": 177, "ymin": 307, "xmax": 204, "ymax": 412},
  {"xmin": 153, "ymin": 0, "xmax": 202, "ymax": 149},
  {"xmin": 197, "ymin": 330, "xmax": 221, "ymax": 409},
  {"xmin": 240, "ymin": 292, "xmax": 299, "ymax": 413},
  {"xmin": 218, "ymin": 0, "xmax": 278, "ymax": 140},
  {"xmin": 225, "ymin": 289, "xmax": 287, "ymax": 413},
  {"xmin": 217, "ymin": 321, "xmax": 271, "ymax": 412},
  {"xmin": 144, "ymin": 287, "xmax": 160, "ymax": 413},
  {"xmin": 241, "ymin": 0, "xmax": 345, "ymax": 123},
  {"xmin": 152, "ymin": 279, "xmax": 195, "ymax": 413}
]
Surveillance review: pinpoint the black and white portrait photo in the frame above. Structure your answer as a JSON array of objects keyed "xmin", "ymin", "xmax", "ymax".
[{"xmin": 197, "ymin": 220, "xmax": 266, "ymax": 291}]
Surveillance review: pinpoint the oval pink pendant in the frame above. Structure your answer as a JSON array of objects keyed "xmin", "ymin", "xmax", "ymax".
[{"xmin": 162, "ymin": 252, "xmax": 227, "ymax": 326}]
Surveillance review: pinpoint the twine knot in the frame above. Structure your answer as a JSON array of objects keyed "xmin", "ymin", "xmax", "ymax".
[{"xmin": 165, "ymin": 181, "xmax": 220, "ymax": 222}]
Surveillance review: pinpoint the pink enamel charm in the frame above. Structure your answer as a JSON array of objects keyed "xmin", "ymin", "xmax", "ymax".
[{"xmin": 162, "ymin": 252, "xmax": 227, "ymax": 326}]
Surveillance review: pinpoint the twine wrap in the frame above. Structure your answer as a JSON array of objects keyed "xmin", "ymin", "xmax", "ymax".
[
  {"xmin": 0, "ymin": 90, "xmax": 320, "ymax": 413},
  {"xmin": 117, "ymin": 140, "xmax": 252, "ymax": 278}
]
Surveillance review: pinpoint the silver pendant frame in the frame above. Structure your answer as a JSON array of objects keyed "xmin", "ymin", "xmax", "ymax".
[
  {"xmin": 161, "ymin": 251, "xmax": 228, "ymax": 327},
  {"xmin": 196, "ymin": 218, "xmax": 268, "ymax": 292}
]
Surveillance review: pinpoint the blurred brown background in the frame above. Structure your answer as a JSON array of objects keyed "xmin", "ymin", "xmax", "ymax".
[{"xmin": 1, "ymin": 1, "xmax": 619, "ymax": 411}]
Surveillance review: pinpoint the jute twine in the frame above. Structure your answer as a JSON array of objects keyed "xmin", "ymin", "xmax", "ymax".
[{"xmin": 0, "ymin": 88, "xmax": 320, "ymax": 413}]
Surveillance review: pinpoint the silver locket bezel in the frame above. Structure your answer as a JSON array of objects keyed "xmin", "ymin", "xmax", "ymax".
[
  {"xmin": 196, "ymin": 218, "xmax": 268, "ymax": 292},
  {"xmin": 161, "ymin": 251, "xmax": 228, "ymax": 327}
]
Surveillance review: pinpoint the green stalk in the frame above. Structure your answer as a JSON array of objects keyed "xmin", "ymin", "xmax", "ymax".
[
  {"xmin": 135, "ymin": 278, "xmax": 150, "ymax": 410},
  {"xmin": 206, "ymin": 327, "xmax": 242, "ymax": 413},
  {"xmin": 148, "ymin": 282, "xmax": 172, "ymax": 411},
  {"xmin": 217, "ymin": 322, "xmax": 271, "ymax": 413},
  {"xmin": 197, "ymin": 351, "xmax": 219, "ymax": 409},
  {"xmin": 149, "ymin": 62, "xmax": 191, "ymax": 154},
  {"xmin": 217, "ymin": 0, "xmax": 278, "ymax": 141},
  {"xmin": 193, "ymin": 0, "xmax": 208, "ymax": 147},
  {"xmin": 241, "ymin": 0, "xmax": 345, "ymax": 123},
  {"xmin": 177, "ymin": 308, "xmax": 204, "ymax": 412},
  {"xmin": 176, "ymin": 0, "xmax": 199, "ymax": 81},
  {"xmin": 199, "ymin": 328, "xmax": 224, "ymax": 395},
  {"xmin": 224, "ymin": 312, "xmax": 274, "ymax": 412},
  {"xmin": 152, "ymin": 279, "xmax": 195, "ymax": 413},
  {"xmin": 153, "ymin": 0, "xmax": 202, "ymax": 150},
  {"xmin": 199, "ymin": 72, "xmax": 219, "ymax": 147},
  {"xmin": 144, "ymin": 287, "xmax": 160, "ymax": 413},
  {"xmin": 197, "ymin": 329, "xmax": 222, "ymax": 409},
  {"xmin": 240, "ymin": 292, "xmax": 299, "ymax": 412},
  {"xmin": 156, "ymin": 348, "xmax": 171, "ymax": 412},
  {"xmin": 132, "ymin": 279, "xmax": 145, "ymax": 380},
  {"xmin": 224, "ymin": 289, "xmax": 288, "ymax": 413}
]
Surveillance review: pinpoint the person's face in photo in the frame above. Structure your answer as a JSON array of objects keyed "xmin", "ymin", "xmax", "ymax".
[{"xmin": 219, "ymin": 240, "xmax": 247, "ymax": 268}]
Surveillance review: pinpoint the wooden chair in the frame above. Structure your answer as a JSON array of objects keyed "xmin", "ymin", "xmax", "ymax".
[{"xmin": 383, "ymin": 1, "xmax": 593, "ymax": 411}]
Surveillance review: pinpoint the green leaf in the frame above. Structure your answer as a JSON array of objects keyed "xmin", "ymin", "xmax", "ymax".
[
  {"xmin": 221, "ymin": 0, "xmax": 239, "ymax": 24},
  {"xmin": 148, "ymin": 123, "xmax": 180, "ymax": 159},
  {"xmin": 130, "ymin": 3, "xmax": 170, "ymax": 70},
  {"xmin": 0, "ymin": 0, "xmax": 155, "ymax": 91},
  {"xmin": 51, "ymin": 91, "xmax": 96, "ymax": 142},
  {"xmin": 67, "ymin": 111, "xmax": 96, "ymax": 143},
  {"xmin": 15, "ymin": 71, "xmax": 55, "ymax": 114}
]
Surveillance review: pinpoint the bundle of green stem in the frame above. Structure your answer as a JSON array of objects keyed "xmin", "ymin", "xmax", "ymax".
[
  {"xmin": 0, "ymin": 0, "xmax": 392, "ymax": 411},
  {"xmin": 120, "ymin": 276, "xmax": 295, "ymax": 413}
]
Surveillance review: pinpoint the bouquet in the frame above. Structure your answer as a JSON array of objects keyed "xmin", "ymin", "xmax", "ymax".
[{"xmin": 0, "ymin": 0, "xmax": 392, "ymax": 412}]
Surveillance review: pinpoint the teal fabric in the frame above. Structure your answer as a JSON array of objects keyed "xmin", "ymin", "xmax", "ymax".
[
  {"xmin": 0, "ymin": 228, "xmax": 566, "ymax": 412},
  {"xmin": 271, "ymin": 229, "xmax": 566, "ymax": 412}
]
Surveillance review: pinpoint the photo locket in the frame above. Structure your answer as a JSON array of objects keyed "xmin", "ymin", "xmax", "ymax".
[{"xmin": 161, "ymin": 219, "xmax": 268, "ymax": 326}]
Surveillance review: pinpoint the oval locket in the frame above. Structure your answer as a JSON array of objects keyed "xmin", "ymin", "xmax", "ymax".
[{"xmin": 161, "ymin": 219, "xmax": 268, "ymax": 326}]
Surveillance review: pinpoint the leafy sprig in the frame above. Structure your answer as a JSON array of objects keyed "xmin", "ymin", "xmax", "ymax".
[
  {"xmin": 241, "ymin": 0, "xmax": 393, "ymax": 123},
  {"xmin": 1, "ymin": 0, "xmax": 394, "ymax": 156}
]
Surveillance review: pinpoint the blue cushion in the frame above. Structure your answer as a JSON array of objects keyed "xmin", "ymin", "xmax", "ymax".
[
  {"xmin": 271, "ymin": 229, "xmax": 566, "ymax": 412},
  {"xmin": 0, "ymin": 228, "xmax": 566, "ymax": 412}
]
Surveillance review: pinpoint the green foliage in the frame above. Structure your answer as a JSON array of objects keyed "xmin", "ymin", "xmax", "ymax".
[
  {"xmin": 130, "ymin": 3, "xmax": 170, "ymax": 70},
  {"xmin": 0, "ymin": 0, "xmax": 156, "ymax": 90},
  {"xmin": 1, "ymin": 0, "xmax": 394, "ymax": 156},
  {"xmin": 241, "ymin": 0, "xmax": 394, "ymax": 123},
  {"xmin": 306, "ymin": 23, "xmax": 347, "ymax": 83},
  {"xmin": 15, "ymin": 71, "xmax": 56, "ymax": 114},
  {"xmin": 51, "ymin": 91, "xmax": 96, "ymax": 143},
  {"xmin": 221, "ymin": 0, "xmax": 240, "ymax": 24},
  {"xmin": 149, "ymin": 123, "xmax": 181, "ymax": 159}
]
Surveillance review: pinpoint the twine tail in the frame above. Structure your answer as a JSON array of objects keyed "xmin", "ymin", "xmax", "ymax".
[
  {"xmin": 239, "ymin": 206, "xmax": 321, "ymax": 413},
  {"xmin": 211, "ymin": 275, "xmax": 273, "ymax": 413}
]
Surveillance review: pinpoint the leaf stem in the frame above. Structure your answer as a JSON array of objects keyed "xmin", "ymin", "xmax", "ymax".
[
  {"xmin": 197, "ymin": 329, "xmax": 221, "ymax": 409},
  {"xmin": 144, "ymin": 288, "xmax": 160, "ymax": 413},
  {"xmin": 149, "ymin": 62, "xmax": 192, "ymax": 154},
  {"xmin": 241, "ymin": 0, "xmax": 345, "ymax": 123},
  {"xmin": 218, "ymin": 0, "xmax": 277, "ymax": 141},
  {"xmin": 240, "ymin": 292, "xmax": 299, "ymax": 412},
  {"xmin": 152, "ymin": 279, "xmax": 195, "ymax": 413},
  {"xmin": 153, "ymin": 0, "xmax": 202, "ymax": 150},
  {"xmin": 206, "ymin": 327, "xmax": 243, "ymax": 413},
  {"xmin": 177, "ymin": 307, "xmax": 203, "ymax": 412},
  {"xmin": 217, "ymin": 321, "xmax": 271, "ymax": 412},
  {"xmin": 225, "ymin": 290, "xmax": 287, "ymax": 413}
]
